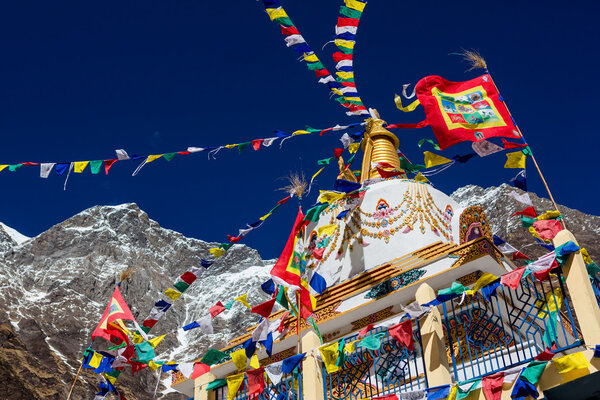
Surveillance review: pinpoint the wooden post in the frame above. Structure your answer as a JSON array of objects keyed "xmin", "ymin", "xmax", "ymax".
[
  {"xmin": 553, "ymin": 230, "xmax": 600, "ymax": 344},
  {"xmin": 415, "ymin": 283, "xmax": 452, "ymax": 387},
  {"xmin": 301, "ymin": 330, "xmax": 325, "ymax": 400},
  {"xmin": 194, "ymin": 372, "xmax": 216, "ymax": 400},
  {"xmin": 66, "ymin": 363, "xmax": 83, "ymax": 400}
]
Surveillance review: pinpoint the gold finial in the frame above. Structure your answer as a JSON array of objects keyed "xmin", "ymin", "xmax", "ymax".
[{"xmin": 360, "ymin": 109, "xmax": 404, "ymax": 182}]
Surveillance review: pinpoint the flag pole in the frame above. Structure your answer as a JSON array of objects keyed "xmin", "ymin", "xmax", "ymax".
[
  {"xmin": 484, "ymin": 67, "xmax": 566, "ymax": 229},
  {"xmin": 296, "ymin": 292, "xmax": 302, "ymax": 354},
  {"xmin": 66, "ymin": 362, "xmax": 83, "ymax": 400}
]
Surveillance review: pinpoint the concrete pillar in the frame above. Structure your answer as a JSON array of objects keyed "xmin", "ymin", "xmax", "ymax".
[
  {"xmin": 301, "ymin": 330, "xmax": 325, "ymax": 400},
  {"xmin": 194, "ymin": 372, "xmax": 216, "ymax": 400},
  {"xmin": 415, "ymin": 283, "xmax": 452, "ymax": 387},
  {"xmin": 553, "ymin": 230, "xmax": 600, "ymax": 344}
]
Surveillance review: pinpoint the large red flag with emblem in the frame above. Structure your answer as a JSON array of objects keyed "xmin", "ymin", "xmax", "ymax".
[
  {"xmin": 92, "ymin": 285, "xmax": 136, "ymax": 345},
  {"xmin": 414, "ymin": 74, "xmax": 522, "ymax": 150}
]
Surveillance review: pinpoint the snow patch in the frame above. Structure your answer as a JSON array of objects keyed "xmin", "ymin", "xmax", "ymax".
[{"xmin": 0, "ymin": 222, "xmax": 30, "ymax": 244}]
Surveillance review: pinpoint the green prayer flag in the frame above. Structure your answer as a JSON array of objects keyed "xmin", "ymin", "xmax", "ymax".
[
  {"xmin": 521, "ymin": 216, "xmax": 536, "ymax": 229},
  {"xmin": 238, "ymin": 142, "xmax": 250, "ymax": 154},
  {"xmin": 224, "ymin": 300, "xmax": 235, "ymax": 310},
  {"xmin": 339, "ymin": 5, "xmax": 362, "ymax": 19},
  {"xmin": 201, "ymin": 349, "xmax": 229, "ymax": 366},
  {"xmin": 268, "ymin": 203, "xmax": 282, "ymax": 214},
  {"xmin": 336, "ymin": 338, "xmax": 346, "ymax": 367},
  {"xmin": 347, "ymin": 153, "xmax": 357, "ymax": 164},
  {"xmin": 105, "ymin": 368, "xmax": 121, "ymax": 379},
  {"xmin": 587, "ymin": 262, "xmax": 600, "ymax": 279},
  {"xmin": 90, "ymin": 160, "xmax": 103, "ymax": 174},
  {"xmin": 357, "ymin": 333, "xmax": 385, "ymax": 350},
  {"xmin": 305, "ymin": 126, "xmax": 321, "ymax": 134},
  {"xmin": 173, "ymin": 281, "xmax": 190, "ymax": 293},
  {"xmin": 274, "ymin": 17, "xmax": 293, "ymax": 26},
  {"xmin": 163, "ymin": 152, "xmax": 177, "ymax": 161},
  {"xmin": 520, "ymin": 360, "xmax": 548, "ymax": 385},
  {"xmin": 317, "ymin": 236, "xmax": 331, "ymax": 249},
  {"xmin": 108, "ymin": 342, "xmax": 128, "ymax": 351},
  {"xmin": 418, "ymin": 138, "xmax": 440, "ymax": 150},
  {"xmin": 141, "ymin": 325, "xmax": 151, "ymax": 334},
  {"xmin": 338, "ymin": 77, "xmax": 355, "ymax": 83},
  {"xmin": 276, "ymin": 285, "xmax": 289, "ymax": 309},
  {"xmin": 304, "ymin": 204, "xmax": 328, "ymax": 222},
  {"xmin": 318, "ymin": 157, "xmax": 334, "ymax": 166},
  {"xmin": 543, "ymin": 310, "xmax": 558, "ymax": 347},
  {"xmin": 399, "ymin": 157, "xmax": 425, "ymax": 173},
  {"xmin": 134, "ymin": 341, "xmax": 156, "ymax": 363},
  {"xmin": 9, "ymin": 164, "xmax": 23, "ymax": 172},
  {"xmin": 307, "ymin": 315, "xmax": 323, "ymax": 344},
  {"xmin": 522, "ymin": 146, "xmax": 532, "ymax": 157},
  {"xmin": 220, "ymin": 243, "xmax": 234, "ymax": 251},
  {"xmin": 457, "ymin": 378, "xmax": 482, "ymax": 400},
  {"xmin": 438, "ymin": 281, "xmax": 466, "ymax": 297},
  {"xmin": 206, "ymin": 379, "xmax": 227, "ymax": 390},
  {"xmin": 345, "ymin": 99, "xmax": 363, "ymax": 105},
  {"xmin": 337, "ymin": 46, "xmax": 353, "ymax": 54},
  {"xmin": 334, "ymin": 96, "xmax": 346, "ymax": 104},
  {"xmin": 306, "ymin": 61, "xmax": 325, "ymax": 71}
]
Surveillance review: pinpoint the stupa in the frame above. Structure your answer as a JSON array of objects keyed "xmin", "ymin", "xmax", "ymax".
[{"xmin": 171, "ymin": 115, "xmax": 600, "ymax": 400}]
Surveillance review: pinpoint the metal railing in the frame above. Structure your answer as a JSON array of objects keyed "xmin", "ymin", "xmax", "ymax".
[
  {"xmin": 441, "ymin": 268, "xmax": 582, "ymax": 382},
  {"xmin": 322, "ymin": 322, "xmax": 428, "ymax": 400},
  {"xmin": 215, "ymin": 364, "xmax": 303, "ymax": 400}
]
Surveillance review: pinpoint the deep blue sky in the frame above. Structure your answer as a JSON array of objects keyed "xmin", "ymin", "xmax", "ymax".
[{"xmin": 0, "ymin": 1, "xmax": 597, "ymax": 259}]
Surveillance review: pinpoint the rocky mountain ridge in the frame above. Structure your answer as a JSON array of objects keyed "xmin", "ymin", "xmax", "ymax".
[{"xmin": 0, "ymin": 184, "xmax": 598, "ymax": 399}]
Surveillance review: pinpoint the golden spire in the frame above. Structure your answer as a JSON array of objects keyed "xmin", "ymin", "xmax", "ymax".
[{"xmin": 360, "ymin": 109, "xmax": 405, "ymax": 182}]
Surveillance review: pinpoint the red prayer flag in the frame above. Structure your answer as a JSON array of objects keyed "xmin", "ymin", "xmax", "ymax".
[
  {"xmin": 533, "ymin": 260, "xmax": 559, "ymax": 281},
  {"xmin": 277, "ymin": 196, "xmax": 291, "ymax": 205},
  {"xmin": 251, "ymin": 298, "xmax": 277, "ymax": 318},
  {"xmin": 532, "ymin": 219, "xmax": 563, "ymax": 240},
  {"xmin": 334, "ymin": 148, "xmax": 344, "ymax": 158},
  {"xmin": 500, "ymin": 268, "xmax": 526, "ymax": 290},
  {"xmin": 373, "ymin": 395, "xmax": 399, "ymax": 400},
  {"xmin": 502, "ymin": 138, "xmax": 528, "ymax": 149},
  {"xmin": 92, "ymin": 286, "xmax": 137, "ymax": 345},
  {"xmin": 312, "ymin": 248, "xmax": 325, "ymax": 260},
  {"xmin": 482, "ymin": 372, "xmax": 504, "ymax": 400},
  {"xmin": 21, "ymin": 162, "xmax": 40, "ymax": 165},
  {"xmin": 332, "ymin": 52, "xmax": 353, "ymax": 62},
  {"xmin": 319, "ymin": 127, "xmax": 333, "ymax": 136},
  {"xmin": 180, "ymin": 271, "xmax": 197, "ymax": 285},
  {"xmin": 376, "ymin": 167, "xmax": 403, "ymax": 179},
  {"xmin": 177, "ymin": 151, "xmax": 190, "ymax": 155},
  {"xmin": 337, "ymin": 17, "xmax": 360, "ymax": 27},
  {"xmin": 512, "ymin": 251, "xmax": 530, "ymax": 261},
  {"xmin": 414, "ymin": 75, "xmax": 521, "ymax": 150},
  {"xmin": 270, "ymin": 208, "xmax": 306, "ymax": 287},
  {"xmin": 280, "ymin": 25, "xmax": 299, "ymax": 35},
  {"xmin": 142, "ymin": 319, "xmax": 158, "ymax": 329},
  {"xmin": 389, "ymin": 320, "xmax": 414, "ymax": 351},
  {"xmin": 535, "ymin": 348, "xmax": 555, "ymax": 361},
  {"xmin": 511, "ymin": 207, "xmax": 537, "ymax": 218},
  {"xmin": 252, "ymin": 139, "xmax": 264, "ymax": 151},
  {"xmin": 104, "ymin": 159, "xmax": 118, "ymax": 174},
  {"xmin": 247, "ymin": 367, "xmax": 265, "ymax": 398},
  {"xmin": 209, "ymin": 301, "xmax": 226, "ymax": 318},
  {"xmin": 277, "ymin": 311, "xmax": 291, "ymax": 333},
  {"xmin": 358, "ymin": 324, "xmax": 374, "ymax": 337},
  {"xmin": 228, "ymin": 235, "xmax": 243, "ymax": 243},
  {"xmin": 348, "ymin": 104, "xmax": 366, "ymax": 111},
  {"xmin": 315, "ymin": 69, "xmax": 329, "ymax": 77},
  {"xmin": 130, "ymin": 360, "xmax": 147, "ymax": 376},
  {"xmin": 191, "ymin": 362, "xmax": 211, "ymax": 379}
]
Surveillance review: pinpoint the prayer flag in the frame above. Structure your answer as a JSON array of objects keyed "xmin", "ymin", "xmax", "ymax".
[
  {"xmin": 520, "ymin": 360, "xmax": 548, "ymax": 385},
  {"xmin": 206, "ymin": 379, "xmax": 227, "ymax": 391},
  {"xmin": 265, "ymin": 361, "xmax": 284, "ymax": 385},
  {"xmin": 472, "ymin": 140, "xmax": 503, "ymax": 157},
  {"xmin": 251, "ymin": 298, "xmax": 276, "ymax": 318},
  {"xmin": 509, "ymin": 170, "xmax": 527, "ymax": 191},
  {"xmin": 73, "ymin": 161, "xmax": 89, "ymax": 173},
  {"xmin": 249, "ymin": 354, "xmax": 260, "ymax": 369},
  {"xmin": 357, "ymin": 332, "xmax": 385, "ymax": 350},
  {"xmin": 164, "ymin": 288, "xmax": 182, "ymax": 301},
  {"xmin": 226, "ymin": 373, "xmax": 245, "ymax": 400},
  {"xmin": 505, "ymin": 151, "xmax": 527, "ymax": 169},
  {"xmin": 389, "ymin": 320, "xmax": 414, "ymax": 351},
  {"xmin": 415, "ymin": 74, "xmax": 521, "ymax": 149},
  {"xmin": 210, "ymin": 248, "xmax": 226, "ymax": 258},
  {"xmin": 533, "ymin": 219, "xmax": 563, "ymax": 240},
  {"xmin": 319, "ymin": 342, "xmax": 340, "ymax": 374},
  {"xmin": 247, "ymin": 367, "xmax": 265, "ymax": 397},
  {"xmin": 482, "ymin": 372, "xmax": 504, "ymax": 400},
  {"xmin": 309, "ymin": 272, "xmax": 327, "ymax": 294},
  {"xmin": 553, "ymin": 352, "xmax": 590, "ymax": 373},
  {"xmin": 192, "ymin": 362, "xmax": 211, "ymax": 380},
  {"xmin": 210, "ymin": 301, "xmax": 226, "ymax": 318},
  {"xmin": 92, "ymin": 286, "xmax": 137, "ymax": 345},
  {"xmin": 512, "ymin": 207, "xmax": 537, "ymax": 218},
  {"xmin": 270, "ymin": 208, "xmax": 306, "ymax": 287},
  {"xmin": 235, "ymin": 293, "xmax": 251, "ymax": 309},
  {"xmin": 424, "ymin": 151, "xmax": 453, "ymax": 168},
  {"xmin": 281, "ymin": 353, "xmax": 305, "ymax": 374},
  {"xmin": 201, "ymin": 349, "xmax": 228, "ymax": 366},
  {"xmin": 231, "ymin": 348, "xmax": 247, "ymax": 371},
  {"xmin": 501, "ymin": 268, "xmax": 526, "ymax": 290},
  {"xmin": 502, "ymin": 138, "xmax": 528, "ymax": 149},
  {"xmin": 261, "ymin": 279, "xmax": 275, "ymax": 295},
  {"xmin": 40, "ymin": 163, "xmax": 55, "ymax": 178}
]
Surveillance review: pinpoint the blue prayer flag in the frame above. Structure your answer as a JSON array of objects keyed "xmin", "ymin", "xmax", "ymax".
[
  {"xmin": 281, "ymin": 353, "xmax": 305, "ymax": 374},
  {"xmin": 261, "ymin": 279, "xmax": 275, "ymax": 296},
  {"xmin": 310, "ymin": 272, "xmax": 327, "ymax": 294},
  {"xmin": 183, "ymin": 321, "xmax": 200, "ymax": 331}
]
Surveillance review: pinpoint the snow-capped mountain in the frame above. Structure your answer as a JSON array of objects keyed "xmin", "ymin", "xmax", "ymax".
[{"xmin": 0, "ymin": 185, "xmax": 598, "ymax": 399}]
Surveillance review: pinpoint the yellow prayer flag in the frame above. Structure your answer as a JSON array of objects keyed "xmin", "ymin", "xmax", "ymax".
[
  {"xmin": 266, "ymin": 7, "xmax": 288, "ymax": 21},
  {"xmin": 537, "ymin": 210, "xmax": 562, "ymax": 220},
  {"xmin": 344, "ymin": 96, "xmax": 361, "ymax": 102},
  {"xmin": 553, "ymin": 352, "xmax": 590, "ymax": 373},
  {"xmin": 235, "ymin": 293, "xmax": 251, "ymax": 309},
  {"xmin": 348, "ymin": 143, "xmax": 360, "ymax": 154},
  {"xmin": 394, "ymin": 94, "xmax": 420, "ymax": 112},
  {"xmin": 466, "ymin": 273, "xmax": 498, "ymax": 296},
  {"xmin": 132, "ymin": 332, "xmax": 144, "ymax": 344},
  {"xmin": 0, "ymin": 165, "xmax": 8, "ymax": 172},
  {"xmin": 447, "ymin": 384, "xmax": 458, "ymax": 400},
  {"xmin": 164, "ymin": 288, "xmax": 182, "ymax": 301},
  {"xmin": 317, "ymin": 191, "xmax": 345, "ymax": 204},
  {"xmin": 414, "ymin": 172, "xmax": 429, "ymax": 183},
  {"xmin": 73, "ymin": 161, "xmax": 89, "ymax": 173},
  {"xmin": 225, "ymin": 144, "xmax": 238, "ymax": 149},
  {"xmin": 319, "ymin": 342, "xmax": 340, "ymax": 374},
  {"xmin": 231, "ymin": 348, "xmax": 247, "ymax": 372},
  {"xmin": 343, "ymin": 340, "xmax": 356, "ymax": 354},
  {"xmin": 210, "ymin": 247, "xmax": 226, "ymax": 258},
  {"xmin": 311, "ymin": 167, "xmax": 325, "ymax": 183},
  {"xmin": 536, "ymin": 288, "xmax": 562, "ymax": 318},
  {"xmin": 226, "ymin": 372, "xmax": 246, "ymax": 400},
  {"xmin": 581, "ymin": 248, "xmax": 592, "ymax": 264},
  {"xmin": 104, "ymin": 372, "xmax": 117, "ymax": 384},
  {"xmin": 345, "ymin": 0, "xmax": 366, "ymax": 12},
  {"xmin": 336, "ymin": 71, "xmax": 354, "ymax": 80},
  {"xmin": 114, "ymin": 319, "xmax": 132, "ymax": 337},
  {"xmin": 292, "ymin": 130, "xmax": 309, "ymax": 135},
  {"xmin": 146, "ymin": 154, "xmax": 163, "ymax": 163},
  {"xmin": 148, "ymin": 360, "xmax": 162, "ymax": 371},
  {"xmin": 504, "ymin": 151, "xmax": 527, "ymax": 169},
  {"xmin": 318, "ymin": 224, "xmax": 337, "ymax": 237},
  {"xmin": 149, "ymin": 334, "xmax": 166, "ymax": 348},
  {"xmin": 303, "ymin": 53, "xmax": 319, "ymax": 63},
  {"xmin": 424, "ymin": 151, "xmax": 453, "ymax": 169},
  {"xmin": 259, "ymin": 212, "xmax": 272, "ymax": 221},
  {"xmin": 334, "ymin": 39, "xmax": 355, "ymax": 50},
  {"xmin": 89, "ymin": 352, "xmax": 103, "ymax": 369},
  {"xmin": 249, "ymin": 354, "xmax": 260, "ymax": 369},
  {"xmin": 331, "ymin": 88, "xmax": 344, "ymax": 96}
]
